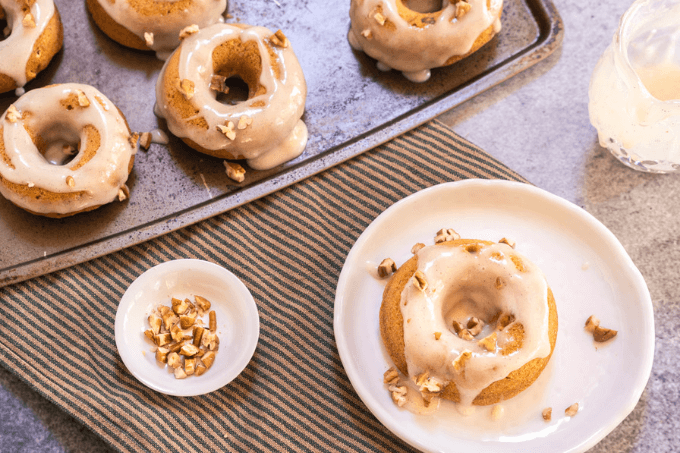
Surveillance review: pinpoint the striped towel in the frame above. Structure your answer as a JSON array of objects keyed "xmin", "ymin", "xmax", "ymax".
[{"xmin": 0, "ymin": 120, "xmax": 526, "ymax": 452}]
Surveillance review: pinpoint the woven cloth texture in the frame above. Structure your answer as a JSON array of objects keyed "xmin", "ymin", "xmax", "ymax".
[{"xmin": 0, "ymin": 119, "xmax": 526, "ymax": 452}]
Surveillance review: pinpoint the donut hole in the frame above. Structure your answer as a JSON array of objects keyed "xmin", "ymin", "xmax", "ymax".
[
  {"xmin": 214, "ymin": 77, "xmax": 250, "ymax": 105},
  {"xmin": 441, "ymin": 285, "xmax": 499, "ymax": 337},
  {"xmin": 401, "ymin": 0, "xmax": 447, "ymax": 13},
  {"xmin": 211, "ymin": 39, "xmax": 272, "ymax": 104},
  {"xmin": 0, "ymin": 14, "xmax": 9, "ymax": 43},
  {"xmin": 35, "ymin": 125, "xmax": 81, "ymax": 166},
  {"xmin": 30, "ymin": 123, "xmax": 100, "ymax": 168}
]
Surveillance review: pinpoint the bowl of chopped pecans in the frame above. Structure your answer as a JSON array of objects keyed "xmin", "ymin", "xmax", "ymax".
[{"xmin": 115, "ymin": 259, "xmax": 259, "ymax": 396}]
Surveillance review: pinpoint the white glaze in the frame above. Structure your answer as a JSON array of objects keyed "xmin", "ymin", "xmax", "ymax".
[
  {"xmin": 150, "ymin": 128, "xmax": 169, "ymax": 145},
  {"xmin": 348, "ymin": 0, "xmax": 502, "ymax": 80},
  {"xmin": 155, "ymin": 23, "xmax": 308, "ymax": 170},
  {"xmin": 635, "ymin": 63, "xmax": 680, "ymax": 102},
  {"xmin": 94, "ymin": 0, "xmax": 227, "ymax": 58},
  {"xmin": 0, "ymin": 0, "xmax": 56, "ymax": 88},
  {"xmin": 401, "ymin": 242, "xmax": 551, "ymax": 407},
  {"xmin": 0, "ymin": 84, "xmax": 136, "ymax": 215}
]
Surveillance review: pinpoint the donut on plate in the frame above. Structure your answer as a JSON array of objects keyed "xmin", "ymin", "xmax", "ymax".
[
  {"xmin": 86, "ymin": 0, "xmax": 227, "ymax": 59},
  {"xmin": 155, "ymin": 23, "xmax": 308, "ymax": 171},
  {"xmin": 348, "ymin": 0, "xmax": 503, "ymax": 82},
  {"xmin": 0, "ymin": 84, "xmax": 137, "ymax": 218},
  {"xmin": 0, "ymin": 0, "xmax": 63, "ymax": 95},
  {"xmin": 381, "ymin": 238, "xmax": 557, "ymax": 407}
]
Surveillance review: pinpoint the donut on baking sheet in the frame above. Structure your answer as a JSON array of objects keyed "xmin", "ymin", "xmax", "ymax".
[
  {"xmin": 86, "ymin": 0, "xmax": 227, "ymax": 59},
  {"xmin": 155, "ymin": 23, "xmax": 308, "ymax": 171},
  {"xmin": 381, "ymin": 238, "xmax": 558, "ymax": 407},
  {"xmin": 348, "ymin": 0, "xmax": 503, "ymax": 82},
  {"xmin": 0, "ymin": 84, "xmax": 137, "ymax": 218},
  {"xmin": 0, "ymin": 0, "xmax": 63, "ymax": 95}
]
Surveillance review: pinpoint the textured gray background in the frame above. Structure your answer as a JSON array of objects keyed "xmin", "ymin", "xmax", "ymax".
[{"xmin": 1, "ymin": 0, "xmax": 678, "ymax": 451}]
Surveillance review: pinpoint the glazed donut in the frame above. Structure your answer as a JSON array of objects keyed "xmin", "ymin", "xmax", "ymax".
[
  {"xmin": 348, "ymin": 0, "xmax": 503, "ymax": 82},
  {"xmin": 155, "ymin": 23, "xmax": 308, "ymax": 170},
  {"xmin": 381, "ymin": 238, "xmax": 558, "ymax": 407},
  {"xmin": 0, "ymin": 0, "xmax": 63, "ymax": 94},
  {"xmin": 0, "ymin": 84, "xmax": 137, "ymax": 218},
  {"xmin": 86, "ymin": 0, "xmax": 227, "ymax": 59}
]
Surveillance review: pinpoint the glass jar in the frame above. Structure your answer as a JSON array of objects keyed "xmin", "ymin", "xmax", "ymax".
[{"xmin": 588, "ymin": 0, "xmax": 680, "ymax": 173}]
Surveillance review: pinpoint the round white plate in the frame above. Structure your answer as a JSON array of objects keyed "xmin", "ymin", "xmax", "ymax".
[
  {"xmin": 334, "ymin": 180, "xmax": 654, "ymax": 453},
  {"xmin": 115, "ymin": 259, "xmax": 259, "ymax": 396}
]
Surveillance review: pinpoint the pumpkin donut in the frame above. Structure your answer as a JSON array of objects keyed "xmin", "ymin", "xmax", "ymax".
[
  {"xmin": 155, "ymin": 23, "xmax": 308, "ymax": 170},
  {"xmin": 381, "ymin": 238, "xmax": 557, "ymax": 407},
  {"xmin": 86, "ymin": 0, "xmax": 227, "ymax": 59},
  {"xmin": 0, "ymin": 0, "xmax": 63, "ymax": 95},
  {"xmin": 348, "ymin": 0, "xmax": 503, "ymax": 82},
  {"xmin": 0, "ymin": 84, "xmax": 137, "ymax": 218}
]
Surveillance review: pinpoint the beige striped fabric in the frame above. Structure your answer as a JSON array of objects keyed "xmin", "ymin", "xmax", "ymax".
[{"xmin": 0, "ymin": 120, "xmax": 527, "ymax": 452}]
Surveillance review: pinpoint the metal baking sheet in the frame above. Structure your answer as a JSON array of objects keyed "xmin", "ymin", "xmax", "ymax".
[{"xmin": 0, "ymin": 0, "xmax": 563, "ymax": 287}]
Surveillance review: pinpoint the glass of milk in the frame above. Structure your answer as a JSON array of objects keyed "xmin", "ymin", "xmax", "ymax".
[{"xmin": 588, "ymin": 0, "xmax": 680, "ymax": 173}]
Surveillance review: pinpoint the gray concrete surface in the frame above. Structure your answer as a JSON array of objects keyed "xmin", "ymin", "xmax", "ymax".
[{"xmin": 1, "ymin": 0, "xmax": 678, "ymax": 451}]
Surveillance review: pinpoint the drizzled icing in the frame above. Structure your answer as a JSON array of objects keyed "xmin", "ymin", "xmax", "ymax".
[
  {"xmin": 155, "ymin": 23, "xmax": 308, "ymax": 170},
  {"xmin": 0, "ymin": 84, "xmax": 136, "ymax": 215},
  {"xmin": 400, "ymin": 242, "xmax": 551, "ymax": 406},
  {"xmin": 94, "ymin": 0, "xmax": 226, "ymax": 58},
  {"xmin": 348, "ymin": 0, "xmax": 502, "ymax": 81},
  {"xmin": 0, "ymin": 0, "xmax": 56, "ymax": 88}
]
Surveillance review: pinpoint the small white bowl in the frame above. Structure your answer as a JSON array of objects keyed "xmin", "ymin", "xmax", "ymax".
[{"xmin": 115, "ymin": 259, "xmax": 259, "ymax": 396}]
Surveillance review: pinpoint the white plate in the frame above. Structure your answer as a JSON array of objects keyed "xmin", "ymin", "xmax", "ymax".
[
  {"xmin": 115, "ymin": 259, "xmax": 259, "ymax": 396},
  {"xmin": 334, "ymin": 180, "xmax": 654, "ymax": 453}
]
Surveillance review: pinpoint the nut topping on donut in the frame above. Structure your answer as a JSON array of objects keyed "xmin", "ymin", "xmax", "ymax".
[
  {"xmin": 128, "ymin": 132, "xmax": 139, "ymax": 149},
  {"xmin": 65, "ymin": 176, "xmax": 75, "ymax": 188},
  {"xmin": 210, "ymin": 75, "xmax": 229, "ymax": 94},
  {"xmin": 75, "ymin": 90, "xmax": 90, "ymax": 108},
  {"xmin": 373, "ymin": 11, "xmax": 387, "ymax": 26},
  {"xmin": 495, "ymin": 277, "xmax": 505, "ymax": 290},
  {"xmin": 144, "ymin": 32, "xmax": 154, "ymax": 47},
  {"xmin": 458, "ymin": 329, "xmax": 474, "ymax": 341},
  {"xmin": 217, "ymin": 122, "xmax": 236, "ymax": 140},
  {"xmin": 237, "ymin": 115, "xmax": 253, "ymax": 130},
  {"xmin": 179, "ymin": 24, "xmax": 200, "ymax": 40},
  {"xmin": 178, "ymin": 79, "xmax": 195, "ymax": 100},
  {"xmin": 22, "ymin": 12, "xmax": 36, "ymax": 28},
  {"xmin": 499, "ymin": 237, "xmax": 516, "ymax": 248},
  {"xmin": 497, "ymin": 313, "xmax": 516, "ymax": 330},
  {"xmin": 378, "ymin": 258, "xmax": 397, "ymax": 278},
  {"xmin": 6, "ymin": 105, "xmax": 19, "ymax": 123},
  {"xmin": 453, "ymin": 350, "xmax": 472, "ymax": 373},
  {"xmin": 269, "ymin": 30, "xmax": 290, "ymax": 48},
  {"xmin": 452, "ymin": 320, "xmax": 464, "ymax": 334},
  {"xmin": 478, "ymin": 332, "xmax": 497, "ymax": 352},
  {"xmin": 361, "ymin": 29, "xmax": 373, "ymax": 39},
  {"xmin": 412, "ymin": 243, "xmax": 425, "ymax": 254},
  {"xmin": 435, "ymin": 228, "xmax": 461, "ymax": 244},
  {"xmin": 467, "ymin": 317, "xmax": 484, "ymax": 336},
  {"xmin": 454, "ymin": 1, "xmax": 472, "ymax": 19},
  {"xmin": 413, "ymin": 270, "xmax": 428, "ymax": 291},
  {"xmin": 118, "ymin": 185, "xmax": 130, "ymax": 202},
  {"xmin": 434, "ymin": 331, "xmax": 442, "ymax": 340}
]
